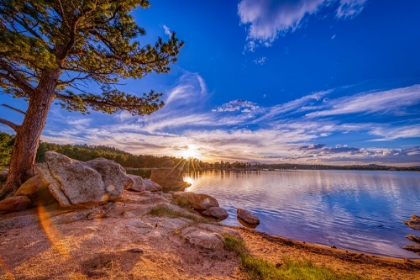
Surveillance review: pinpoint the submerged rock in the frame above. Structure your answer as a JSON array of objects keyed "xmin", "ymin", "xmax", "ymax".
[
  {"xmin": 36, "ymin": 151, "xmax": 134, "ymax": 207},
  {"xmin": 202, "ymin": 207, "xmax": 229, "ymax": 221},
  {"xmin": 0, "ymin": 196, "xmax": 31, "ymax": 212},
  {"xmin": 237, "ymin": 208, "xmax": 260, "ymax": 225},
  {"xmin": 403, "ymin": 244, "xmax": 420, "ymax": 255},
  {"xmin": 173, "ymin": 192, "xmax": 219, "ymax": 211},
  {"xmin": 150, "ymin": 168, "xmax": 190, "ymax": 192},
  {"xmin": 403, "ymin": 215, "xmax": 420, "ymax": 231}
]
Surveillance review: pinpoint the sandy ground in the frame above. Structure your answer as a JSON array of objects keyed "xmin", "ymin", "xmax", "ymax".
[{"xmin": 0, "ymin": 190, "xmax": 419, "ymax": 280}]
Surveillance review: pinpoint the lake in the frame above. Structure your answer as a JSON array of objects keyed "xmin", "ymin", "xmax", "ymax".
[{"xmin": 183, "ymin": 170, "xmax": 420, "ymax": 259}]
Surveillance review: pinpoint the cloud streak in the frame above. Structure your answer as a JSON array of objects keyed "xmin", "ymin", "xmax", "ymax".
[
  {"xmin": 238, "ymin": 0, "xmax": 368, "ymax": 50},
  {"xmin": 42, "ymin": 72, "xmax": 420, "ymax": 166}
]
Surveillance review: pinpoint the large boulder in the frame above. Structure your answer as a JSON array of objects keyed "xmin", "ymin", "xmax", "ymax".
[
  {"xmin": 0, "ymin": 196, "xmax": 31, "ymax": 212},
  {"xmin": 127, "ymin": 174, "xmax": 146, "ymax": 192},
  {"xmin": 173, "ymin": 192, "xmax": 219, "ymax": 211},
  {"xmin": 36, "ymin": 151, "xmax": 134, "ymax": 207},
  {"xmin": 202, "ymin": 207, "xmax": 229, "ymax": 221},
  {"xmin": 150, "ymin": 168, "xmax": 190, "ymax": 192},
  {"xmin": 237, "ymin": 208, "xmax": 260, "ymax": 225},
  {"xmin": 14, "ymin": 175, "xmax": 57, "ymax": 206}
]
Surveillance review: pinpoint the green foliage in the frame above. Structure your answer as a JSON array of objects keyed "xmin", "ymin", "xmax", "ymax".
[
  {"xmin": 0, "ymin": 131, "xmax": 13, "ymax": 167},
  {"xmin": 0, "ymin": 0, "xmax": 183, "ymax": 114},
  {"xmin": 222, "ymin": 234, "xmax": 367, "ymax": 280}
]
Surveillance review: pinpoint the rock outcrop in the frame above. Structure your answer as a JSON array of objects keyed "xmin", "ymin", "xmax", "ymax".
[
  {"xmin": 0, "ymin": 196, "xmax": 31, "ymax": 212},
  {"xmin": 237, "ymin": 208, "xmax": 260, "ymax": 225},
  {"xmin": 36, "ymin": 151, "xmax": 134, "ymax": 207},
  {"xmin": 202, "ymin": 207, "xmax": 229, "ymax": 221},
  {"xmin": 181, "ymin": 227, "xmax": 224, "ymax": 250},
  {"xmin": 173, "ymin": 192, "xmax": 219, "ymax": 211},
  {"xmin": 150, "ymin": 168, "xmax": 190, "ymax": 192},
  {"xmin": 14, "ymin": 175, "xmax": 57, "ymax": 206}
]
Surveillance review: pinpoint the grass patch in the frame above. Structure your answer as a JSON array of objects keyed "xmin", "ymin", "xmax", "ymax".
[{"xmin": 223, "ymin": 234, "xmax": 367, "ymax": 280}]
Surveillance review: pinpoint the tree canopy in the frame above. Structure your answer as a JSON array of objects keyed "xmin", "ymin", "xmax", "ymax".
[
  {"xmin": 0, "ymin": 0, "xmax": 183, "ymax": 196},
  {"xmin": 0, "ymin": 0, "xmax": 183, "ymax": 116}
]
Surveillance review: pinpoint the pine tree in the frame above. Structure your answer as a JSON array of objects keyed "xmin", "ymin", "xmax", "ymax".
[{"xmin": 0, "ymin": 0, "xmax": 183, "ymax": 197}]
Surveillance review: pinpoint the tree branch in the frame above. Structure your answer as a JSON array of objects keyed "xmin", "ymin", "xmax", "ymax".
[
  {"xmin": 0, "ymin": 60, "xmax": 36, "ymax": 95},
  {"xmin": 1, "ymin": 104, "xmax": 25, "ymax": 115},
  {"xmin": 0, "ymin": 118, "xmax": 20, "ymax": 132}
]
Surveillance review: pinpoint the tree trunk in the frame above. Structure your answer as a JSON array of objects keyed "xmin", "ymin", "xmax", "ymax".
[{"xmin": 0, "ymin": 70, "xmax": 60, "ymax": 199}]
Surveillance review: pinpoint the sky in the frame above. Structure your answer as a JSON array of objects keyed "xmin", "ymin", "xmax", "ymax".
[{"xmin": 1, "ymin": 0, "xmax": 420, "ymax": 166}]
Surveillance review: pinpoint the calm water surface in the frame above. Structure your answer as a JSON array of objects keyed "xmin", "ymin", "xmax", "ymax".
[{"xmin": 184, "ymin": 170, "xmax": 420, "ymax": 259}]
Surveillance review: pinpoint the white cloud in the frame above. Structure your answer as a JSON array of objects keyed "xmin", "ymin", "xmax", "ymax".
[
  {"xmin": 336, "ymin": 0, "xmax": 367, "ymax": 18},
  {"xmin": 306, "ymin": 85, "xmax": 420, "ymax": 118},
  {"xmin": 238, "ymin": 0, "xmax": 367, "ymax": 50},
  {"xmin": 162, "ymin": 24, "xmax": 171, "ymax": 37},
  {"xmin": 253, "ymin": 56, "xmax": 267, "ymax": 65},
  {"xmin": 212, "ymin": 100, "xmax": 259, "ymax": 113}
]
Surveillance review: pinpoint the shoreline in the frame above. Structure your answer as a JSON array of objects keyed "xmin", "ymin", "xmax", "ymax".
[{"xmin": 229, "ymin": 225, "xmax": 420, "ymax": 261}]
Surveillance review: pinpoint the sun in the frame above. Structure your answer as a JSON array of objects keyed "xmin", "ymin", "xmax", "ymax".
[{"xmin": 180, "ymin": 145, "xmax": 201, "ymax": 159}]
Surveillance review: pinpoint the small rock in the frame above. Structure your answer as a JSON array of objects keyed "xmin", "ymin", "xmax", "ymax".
[
  {"xmin": 411, "ymin": 215, "xmax": 420, "ymax": 222},
  {"xmin": 237, "ymin": 208, "xmax": 260, "ymax": 225},
  {"xmin": 126, "ymin": 248, "xmax": 144, "ymax": 253},
  {"xmin": 403, "ymin": 220, "xmax": 420, "ymax": 231},
  {"xmin": 202, "ymin": 207, "xmax": 229, "ymax": 221},
  {"xmin": 331, "ymin": 246, "xmax": 337, "ymax": 249},
  {"xmin": 0, "ymin": 196, "xmax": 31, "ymax": 212},
  {"xmin": 181, "ymin": 227, "xmax": 224, "ymax": 250},
  {"xmin": 127, "ymin": 174, "xmax": 146, "ymax": 192},
  {"xmin": 275, "ymin": 263, "xmax": 282, "ymax": 268},
  {"xmin": 143, "ymin": 179, "xmax": 162, "ymax": 192}
]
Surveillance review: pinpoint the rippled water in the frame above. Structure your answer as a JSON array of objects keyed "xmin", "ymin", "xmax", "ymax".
[{"xmin": 184, "ymin": 170, "xmax": 420, "ymax": 258}]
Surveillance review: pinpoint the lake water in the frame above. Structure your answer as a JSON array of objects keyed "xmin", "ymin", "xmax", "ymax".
[{"xmin": 183, "ymin": 170, "xmax": 420, "ymax": 259}]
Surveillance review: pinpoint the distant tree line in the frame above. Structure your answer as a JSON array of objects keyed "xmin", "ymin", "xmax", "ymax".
[{"xmin": 0, "ymin": 131, "xmax": 418, "ymax": 172}]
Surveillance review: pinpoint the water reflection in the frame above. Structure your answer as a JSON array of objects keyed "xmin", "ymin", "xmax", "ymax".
[{"xmin": 185, "ymin": 170, "xmax": 420, "ymax": 258}]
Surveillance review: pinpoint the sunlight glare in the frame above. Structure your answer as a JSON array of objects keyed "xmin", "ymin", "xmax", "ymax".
[{"xmin": 180, "ymin": 145, "xmax": 201, "ymax": 159}]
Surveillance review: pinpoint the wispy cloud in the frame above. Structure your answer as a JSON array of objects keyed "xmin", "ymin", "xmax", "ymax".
[
  {"xmin": 238, "ymin": 0, "xmax": 367, "ymax": 50},
  {"xmin": 336, "ymin": 0, "xmax": 367, "ymax": 18},
  {"xmin": 253, "ymin": 56, "xmax": 267, "ymax": 65},
  {"xmin": 212, "ymin": 100, "xmax": 259, "ymax": 113},
  {"xmin": 162, "ymin": 24, "xmax": 172, "ymax": 37},
  {"xmin": 306, "ymin": 85, "xmax": 420, "ymax": 118},
  {"xmin": 41, "ymin": 73, "xmax": 420, "ymax": 166}
]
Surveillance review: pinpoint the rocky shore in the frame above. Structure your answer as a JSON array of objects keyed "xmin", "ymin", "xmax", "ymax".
[{"xmin": 0, "ymin": 152, "xmax": 419, "ymax": 279}]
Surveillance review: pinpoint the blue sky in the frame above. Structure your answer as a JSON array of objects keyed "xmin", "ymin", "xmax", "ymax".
[{"xmin": 1, "ymin": 0, "xmax": 420, "ymax": 165}]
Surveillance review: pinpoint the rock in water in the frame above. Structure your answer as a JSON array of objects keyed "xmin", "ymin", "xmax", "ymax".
[
  {"xmin": 127, "ymin": 174, "xmax": 146, "ymax": 192},
  {"xmin": 36, "ymin": 151, "xmax": 134, "ymax": 207},
  {"xmin": 0, "ymin": 196, "xmax": 31, "ymax": 212},
  {"xmin": 202, "ymin": 207, "xmax": 229, "ymax": 221},
  {"xmin": 237, "ymin": 208, "xmax": 260, "ymax": 225},
  {"xmin": 406, "ymin": 235, "xmax": 420, "ymax": 243},
  {"xmin": 150, "ymin": 168, "xmax": 190, "ymax": 192},
  {"xmin": 14, "ymin": 175, "xmax": 57, "ymax": 206},
  {"xmin": 173, "ymin": 192, "xmax": 219, "ymax": 210},
  {"xmin": 403, "ymin": 245, "xmax": 420, "ymax": 255}
]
